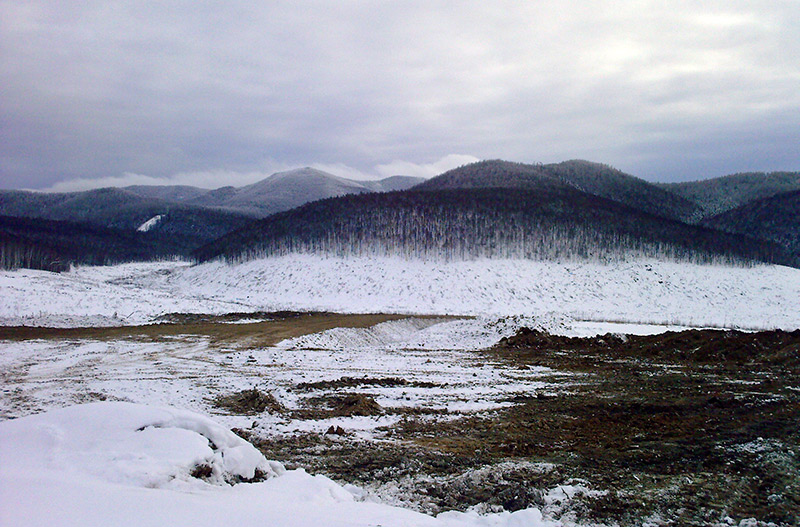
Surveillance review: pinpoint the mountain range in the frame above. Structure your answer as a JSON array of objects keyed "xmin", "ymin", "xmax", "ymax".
[
  {"xmin": 195, "ymin": 161, "xmax": 795, "ymax": 267},
  {"xmin": 2, "ymin": 162, "xmax": 798, "ymax": 271},
  {"xmin": 123, "ymin": 169, "xmax": 424, "ymax": 217},
  {"xmin": 0, "ymin": 169, "xmax": 422, "ymax": 269}
]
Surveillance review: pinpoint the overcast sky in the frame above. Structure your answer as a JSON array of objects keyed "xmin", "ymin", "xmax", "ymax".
[{"xmin": 1, "ymin": 1, "xmax": 798, "ymax": 191}]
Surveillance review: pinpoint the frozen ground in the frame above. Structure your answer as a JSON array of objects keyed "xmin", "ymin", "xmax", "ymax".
[
  {"xmin": 2, "ymin": 255, "xmax": 798, "ymax": 526},
  {"xmin": 1, "ymin": 315, "xmax": 784, "ymax": 526},
  {"xmin": 0, "ymin": 402, "xmax": 554, "ymax": 527},
  {"xmin": 0, "ymin": 316, "xmax": 578, "ymax": 526},
  {"xmin": 0, "ymin": 317, "xmax": 565, "ymax": 427},
  {"xmin": 2, "ymin": 255, "xmax": 800, "ymax": 328}
]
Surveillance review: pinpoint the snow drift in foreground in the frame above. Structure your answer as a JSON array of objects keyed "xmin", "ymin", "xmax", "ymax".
[
  {"xmin": 0, "ymin": 402, "xmax": 554, "ymax": 527},
  {"xmin": 2, "ymin": 255, "xmax": 800, "ymax": 329}
]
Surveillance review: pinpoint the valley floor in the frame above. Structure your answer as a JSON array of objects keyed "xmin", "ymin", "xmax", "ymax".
[
  {"xmin": 2, "ymin": 256, "xmax": 799, "ymax": 526},
  {"xmin": 2, "ymin": 255, "xmax": 800, "ymax": 329}
]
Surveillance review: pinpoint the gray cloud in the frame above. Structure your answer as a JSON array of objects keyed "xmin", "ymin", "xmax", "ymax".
[{"xmin": 1, "ymin": 1, "xmax": 798, "ymax": 190}]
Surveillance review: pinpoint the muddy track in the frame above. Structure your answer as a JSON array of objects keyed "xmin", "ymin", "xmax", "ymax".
[{"xmin": 0, "ymin": 312, "xmax": 419, "ymax": 347}]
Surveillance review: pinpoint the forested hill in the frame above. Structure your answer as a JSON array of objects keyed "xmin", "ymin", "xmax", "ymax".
[
  {"xmin": 701, "ymin": 190, "xmax": 800, "ymax": 257},
  {"xmin": 0, "ymin": 215, "xmax": 179, "ymax": 272},
  {"xmin": 416, "ymin": 160, "xmax": 702, "ymax": 222},
  {"xmin": 193, "ymin": 187, "xmax": 793, "ymax": 267},
  {"xmin": 659, "ymin": 171, "xmax": 800, "ymax": 218},
  {"xmin": 0, "ymin": 187, "xmax": 253, "ymax": 255}
]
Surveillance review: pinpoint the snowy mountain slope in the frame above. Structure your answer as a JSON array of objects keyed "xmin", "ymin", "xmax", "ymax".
[
  {"xmin": 185, "ymin": 168, "xmax": 423, "ymax": 217},
  {"xmin": 364, "ymin": 175, "xmax": 425, "ymax": 192},
  {"xmin": 124, "ymin": 184, "xmax": 212, "ymax": 203},
  {"xmin": 2, "ymin": 256, "xmax": 799, "ymax": 329},
  {"xmin": 190, "ymin": 167, "xmax": 372, "ymax": 217},
  {"xmin": 173, "ymin": 256, "xmax": 800, "ymax": 329}
]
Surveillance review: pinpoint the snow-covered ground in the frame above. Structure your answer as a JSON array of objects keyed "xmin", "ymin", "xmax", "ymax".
[
  {"xmin": 172, "ymin": 256, "xmax": 800, "ymax": 329},
  {"xmin": 3, "ymin": 255, "xmax": 800, "ymax": 329},
  {"xmin": 0, "ymin": 261, "xmax": 250, "ymax": 327},
  {"xmin": 0, "ymin": 402, "xmax": 554, "ymax": 527},
  {"xmin": 0, "ymin": 316, "xmax": 565, "ymax": 427},
  {"xmin": 0, "ymin": 315, "xmax": 571, "ymax": 526},
  {"xmin": 2, "ymin": 254, "xmax": 799, "ymax": 526}
]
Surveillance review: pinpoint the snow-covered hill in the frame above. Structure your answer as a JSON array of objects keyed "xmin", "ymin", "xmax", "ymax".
[
  {"xmin": 2, "ymin": 255, "xmax": 799, "ymax": 329},
  {"xmin": 184, "ymin": 168, "xmax": 424, "ymax": 217},
  {"xmin": 0, "ymin": 262, "xmax": 248, "ymax": 327},
  {"xmin": 170, "ymin": 255, "xmax": 800, "ymax": 330}
]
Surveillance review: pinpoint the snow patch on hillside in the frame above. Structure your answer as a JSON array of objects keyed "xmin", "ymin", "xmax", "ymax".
[{"xmin": 137, "ymin": 214, "xmax": 163, "ymax": 232}]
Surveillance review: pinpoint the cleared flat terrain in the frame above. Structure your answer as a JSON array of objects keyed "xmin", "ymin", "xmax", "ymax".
[
  {"xmin": 2, "ymin": 258, "xmax": 799, "ymax": 525},
  {"xmin": 3, "ymin": 312, "xmax": 798, "ymax": 525},
  {"xmin": 0, "ymin": 312, "xmax": 416, "ymax": 345}
]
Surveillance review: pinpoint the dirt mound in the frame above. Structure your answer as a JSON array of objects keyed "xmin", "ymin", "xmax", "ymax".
[
  {"xmin": 296, "ymin": 376, "xmax": 439, "ymax": 391},
  {"xmin": 330, "ymin": 394, "xmax": 384, "ymax": 416},
  {"xmin": 297, "ymin": 376, "xmax": 409, "ymax": 390},
  {"xmin": 497, "ymin": 327, "xmax": 800, "ymax": 367},
  {"xmin": 214, "ymin": 388, "xmax": 284, "ymax": 415}
]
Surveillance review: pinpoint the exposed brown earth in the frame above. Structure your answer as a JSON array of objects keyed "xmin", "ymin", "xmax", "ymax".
[
  {"xmin": 214, "ymin": 388, "xmax": 285, "ymax": 415},
  {"xmin": 242, "ymin": 327, "xmax": 800, "ymax": 526},
  {"xmin": 0, "ymin": 311, "xmax": 416, "ymax": 348},
  {"xmin": 7, "ymin": 313, "xmax": 798, "ymax": 525}
]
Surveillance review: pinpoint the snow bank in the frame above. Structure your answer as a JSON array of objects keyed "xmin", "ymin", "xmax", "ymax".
[
  {"xmin": 176, "ymin": 255, "xmax": 800, "ymax": 329},
  {"xmin": 0, "ymin": 403, "xmax": 556, "ymax": 527},
  {"xmin": 0, "ymin": 262, "xmax": 252, "ymax": 327},
  {"xmin": 0, "ymin": 401, "xmax": 281, "ymax": 488},
  {"xmin": 280, "ymin": 314, "xmax": 569, "ymax": 351},
  {"xmin": 3, "ymin": 255, "xmax": 799, "ymax": 329}
]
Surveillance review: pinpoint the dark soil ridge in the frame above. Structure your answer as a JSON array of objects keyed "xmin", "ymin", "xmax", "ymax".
[
  {"xmin": 242, "ymin": 327, "xmax": 800, "ymax": 526},
  {"xmin": 496, "ymin": 327, "xmax": 800, "ymax": 368},
  {"xmin": 214, "ymin": 388, "xmax": 285, "ymax": 415},
  {"xmin": 296, "ymin": 376, "xmax": 441, "ymax": 391}
]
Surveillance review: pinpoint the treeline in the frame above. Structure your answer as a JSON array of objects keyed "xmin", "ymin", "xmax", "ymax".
[
  {"xmin": 0, "ymin": 215, "xmax": 180, "ymax": 272},
  {"xmin": 194, "ymin": 188, "xmax": 794, "ymax": 267},
  {"xmin": 0, "ymin": 235, "xmax": 68, "ymax": 272}
]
